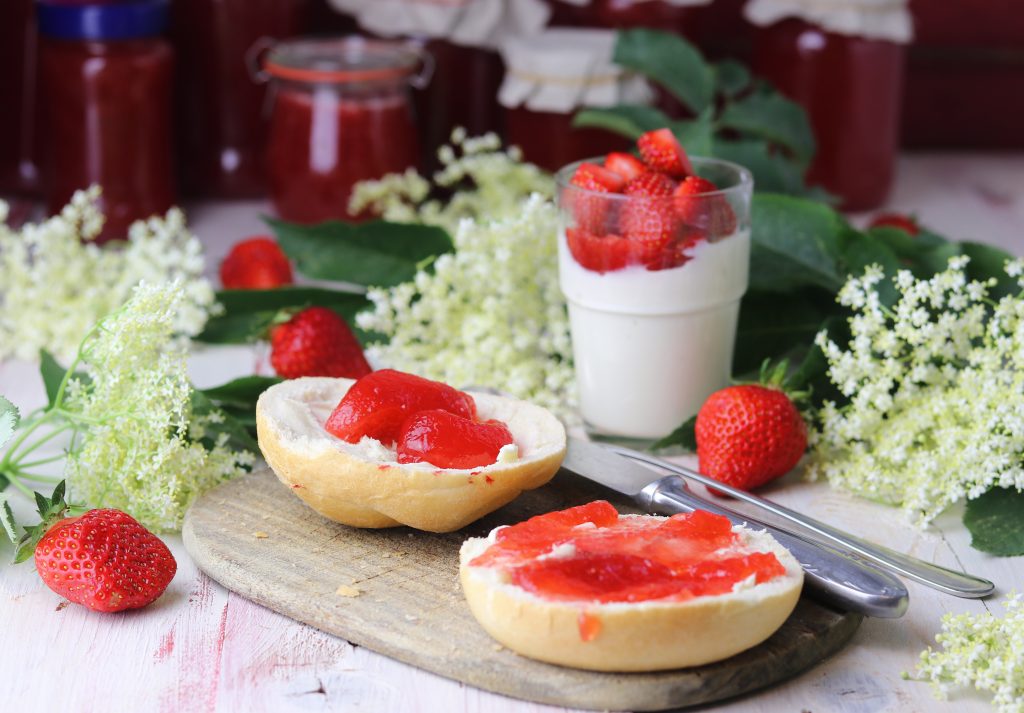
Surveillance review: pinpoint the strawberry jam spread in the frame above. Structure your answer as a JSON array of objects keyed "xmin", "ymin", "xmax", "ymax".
[{"xmin": 471, "ymin": 501, "xmax": 785, "ymax": 604}]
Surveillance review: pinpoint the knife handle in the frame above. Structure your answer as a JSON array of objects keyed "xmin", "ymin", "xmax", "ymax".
[{"xmin": 642, "ymin": 476, "xmax": 910, "ymax": 619}]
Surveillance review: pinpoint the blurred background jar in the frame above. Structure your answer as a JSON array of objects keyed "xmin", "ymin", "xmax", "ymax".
[
  {"xmin": 38, "ymin": 0, "xmax": 176, "ymax": 242},
  {"xmin": 499, "ymin": 28, "xmax": 653, "ymax": 171},
  {"xmin": 170, "ymin": 0, "xmax": 309, "ymax": 199},
  {"xmin": 327, "ymin": 0, "xmax": 548, "ymax": 168},
  {"xmin": 0, "ymin": 0, "xmax": 40, "ymax": 199},
  {"xmin": 263, "ymin": 37, "xmax": 425, "ymax": 224},
  {"xmin": 747, "ymin": 0, "xmax": 912, "ymax": 211}
]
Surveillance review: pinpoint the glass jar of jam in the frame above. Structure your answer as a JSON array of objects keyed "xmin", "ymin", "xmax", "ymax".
[
  {"xmin": 38, "ymin": 0, "xmax": 175, "ymax": 243},
  {"xmin": 263, "ymin": 37, "xmax": 425, "ymax": 224},
  {"xmin": 500, "ymin": 29, "xmax": 652, "ymax": 172},
  {"xmin": 170, "ymin": 0, "xmax": 309, "ymax": 199},
  {"xmin": 0, "ymin": 0, "xmax": 40, "ymax": 196},
  {"xmin": 747, "ymin": 1, "xmax": 912, "ymax": 211}
]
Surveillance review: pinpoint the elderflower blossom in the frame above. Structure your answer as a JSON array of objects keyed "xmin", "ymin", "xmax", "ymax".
[
  {"xmin": 358, "ymin": 195, "xmax": 577, "ymax": 420},
  {"xmin": 349, "ymin": 130, "xmax": 554, "ymax": 235},
  {"xmin": 0, "ymin": 186, "xmax": 216, "ymax": 363},
  {"xmin": 64, "ymin": 281, "xmax": 253, "ymax": 531},
  {"xmin": 810, "ymin": 256, "xmax": 1024, "ymax": 524},
  {"xmin": 915, "ymin": 593, "xmax": 1024, "ymax": 712}
]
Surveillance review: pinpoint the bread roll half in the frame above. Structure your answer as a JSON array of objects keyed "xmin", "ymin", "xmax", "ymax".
[
  {"xmin": 460, "ymin": 514, "xmax": 803, "ymax": 671},
  {"xmin": 256, "ymin": 377, "xmax": 567, "ymax": 532}
]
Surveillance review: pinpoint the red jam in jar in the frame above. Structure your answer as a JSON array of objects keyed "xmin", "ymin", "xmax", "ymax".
[
  {"xmin": 38, "ymin": 0, "xmax": 175, "ymax": 242},
  {"xmin": 264, "ymin": 38, "xmax": 422, "ymax": 224},
  {"xmin": 0, "ymin": 0, "xmax": 40, "ymax": 196},
  {"xmin": 753, "ymin": 18, "xmax": 905, "ymax": 211},
  {"xmin": 171, "ymin": 0, "xmax": 309, "ymax": 198}
]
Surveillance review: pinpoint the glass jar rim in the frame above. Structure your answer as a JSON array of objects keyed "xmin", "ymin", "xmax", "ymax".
[
  {"xmin": 555, "ymin": 156, "xmax": 754, "ymax": 198},
  {"xmin": 265, "ymin": 36, "xmax": 421, "ymax": 85}
]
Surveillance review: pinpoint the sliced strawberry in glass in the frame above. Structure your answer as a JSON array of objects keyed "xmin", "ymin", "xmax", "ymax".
[
  {"xmin": 566, "ymin": 227, "xmax": 635, "ymax": 273},
  {"xmin": 566, "ymin": 162, "xmax": 625, "ymax": 235},
  {"xmin": 674, "ymin": 176, "xmax": 737, "ymax": 239},
  {"xmin": 396, "ymin": 409, "xmax": 513, "ymax": 470},
  {"xmin": 636, "ymin": 128, "xmax": 693, "ymax": 178},
  {"xmin": 620, "ymin": 197, "xmax": 681, "ymax": 264},
  {"xmin": 604, "ymin": 152, "xmax": 646, "ymax": 182}
]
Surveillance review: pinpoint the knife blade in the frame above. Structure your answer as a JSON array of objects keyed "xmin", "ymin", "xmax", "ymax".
[{"xmin": 561, "ymin": 439, "xmax": 909, "ymax": 619}]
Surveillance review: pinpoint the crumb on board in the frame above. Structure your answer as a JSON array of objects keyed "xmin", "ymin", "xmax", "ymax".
[
  {"xmin": 336, "ymin": 585, "xmax": 361, "ymax": 598},
  {"xmin": 253, "ymin": 531, "xmax": 269, "ymax": 539},
  {"xmin": 492, "ymin": 643, "xmax": 505, "ymax": 652}
]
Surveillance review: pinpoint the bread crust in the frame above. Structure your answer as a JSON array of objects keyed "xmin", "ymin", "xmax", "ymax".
[
  {"xmin": 459, "ymin": 521, "xmax": 803, "ymax": 671},
  {"xmin": 256, "ymin": 377, "xmax": 567, "ymax": 532}
]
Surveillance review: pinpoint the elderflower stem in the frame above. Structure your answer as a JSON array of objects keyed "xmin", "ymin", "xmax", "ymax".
[
  {"xmin": 17, "ymin": 454, "xmax": 68, "ymax": 469},
  {"xmin": 0, "ymin": 411, "xmax": 58, "ymax": 473},
  {"xmin": 7, "ymin": 422, "xmax": 73, "ymax": 466},
  {"xmin": 2, "ymin": 471, "xmax": 35, "ymax": 499}
]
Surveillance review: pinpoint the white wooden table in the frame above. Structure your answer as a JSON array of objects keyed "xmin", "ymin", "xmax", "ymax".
[{"xmin": 2, "ymin": 154, "xmax": 1023, "ymax": 713}]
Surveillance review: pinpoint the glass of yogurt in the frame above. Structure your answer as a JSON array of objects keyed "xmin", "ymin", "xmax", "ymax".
[{"xmin": 556, "ymin": 156, "xmax": 753, "ymax": 441}]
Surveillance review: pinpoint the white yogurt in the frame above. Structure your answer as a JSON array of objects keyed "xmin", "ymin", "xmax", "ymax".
[{"xmin": 559, "ymin": 229, "xmax": 751, "ymax": 439}]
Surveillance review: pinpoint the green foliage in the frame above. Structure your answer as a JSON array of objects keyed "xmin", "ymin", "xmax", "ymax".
[
  {"xmin": 196, "ymin": 376, "xmax": 283, "ymax": 446},
  {"xmin": 575, "ymin": 29, "xmax": 821, "ymax": 197},
  {"xmin": 964, "ymin": 488, "xmax": 1024, "ymax": 556},
  {"xmin": 268, "ymin": 218, "xmax": 454, "ymax": 288}
]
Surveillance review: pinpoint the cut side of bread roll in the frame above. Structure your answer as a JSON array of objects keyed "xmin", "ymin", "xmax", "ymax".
[
  {"xmin": 256, "ymin": 377, "xmax": 567, "ymax": 532},
  {"xmin": 460, "ymin": 503, "xmax": 803, "ymax": 672}
]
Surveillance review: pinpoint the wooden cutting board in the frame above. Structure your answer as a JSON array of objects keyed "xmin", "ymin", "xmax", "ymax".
[{"xmin": 182, "ymin": 465, "xmax": 862, "ymax": 711}]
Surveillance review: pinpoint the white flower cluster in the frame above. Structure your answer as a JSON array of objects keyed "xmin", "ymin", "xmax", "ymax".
[
  {"xmin": 64, "ymin": 281, "xmax": 253, "ymax": 531},
  {"xmin": 357, "ymin": 194, "xmax": 577, "ymax": 420},
  {"xmin": 916, "ymin": 593, "xmax": 1024, "ymax": 713},
  {"xmin": 0, "ymin": 187, "xmax": 216, "ymax": 363},
  {"xmin": 810, "ymin": 256, "xmax": 1024, "ymax": 523},
  {"xmin": 349, "ymin": 129, "xmax": 554, "ymax": 236}
]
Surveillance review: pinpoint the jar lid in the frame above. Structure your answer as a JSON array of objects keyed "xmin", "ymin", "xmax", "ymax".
[
  {"xmin": 745, "ymin": 0, "xmax": 913, "ymax": 43},
  {"xmin": 264, "ymin": 37, "xmax": 422, "ymax": 84},
  {"xmin": 498, "ymin": 28, "xmax": 653, "ymax": 113},
  {"xmin": 37, "ymin": 0, "xmax": 169, "ymax": 41},
  {"xmin": 327, "ymin": 0, "xmax": 550, "ymax": 50}
]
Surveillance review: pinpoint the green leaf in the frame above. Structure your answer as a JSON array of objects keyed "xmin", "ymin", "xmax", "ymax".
[
  {"xmin": 718, "ymin": 90, "xmax": 816, "ymax": 163},
  {"xmin": 0, "ymin": 395, "xmax": 19, "ymax": 450},
  {"xmin": 671, "ymin": 117, "xmax": 714, "ymax": 157},
  {"xmin": 199, "ymin": 376, "xmax": 282, "ymax": 407},
  {"xmin": 785, "ymin": 315, "xmax": 848, "ymax": 407},
  {"xmin": 613, "ymin": 29, "xmax": 713, "ymax": 114},
  {"xmin": 959, "ymin": 242, "xmax": 1016, "ymax": 299},
  {"xmin": 964, "ymin": 487, "xmax": 1024, "ymax": 556},
  {"xmin": 652, "ymin": 415, "xmax": 697, "ymax": 452},
  {"xmin": 198, "ymin": 287, "xmax": 372, "ymax": 345},
  {"xmin": 39, "ymin": 350, "xmax": 67, "ymax": 409},
  {"xmin": 748, "ymin": 194, "xmax": 845, "ymax": 293},
  {"xmin": 0, "ymin": 494, "xmax": 17, "ymax": 544},
  {"xmin": 713, "ymin": 59, "xmax": 751, "ymax": 97},
  {"xmin": 190, "ymin": 391, "xmax": 260, "ymax": 454},
  {"xmin": 572, "ymin": 105, "xmax": 672, "ymax": 141},
  {"xmin": 734, "ymin": 289, "xmax": 838, "ymax": 375},
  {"xmin": 269, "ymin": 218, "xmax": 453, "ymax": 288},
  {"xmin": 712, "ymin": 138, "xmax": 807, "ymax": 196}
]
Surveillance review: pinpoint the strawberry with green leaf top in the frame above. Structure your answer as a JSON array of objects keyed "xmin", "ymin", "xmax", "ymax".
[
  {"xmin": 695, "ymin": 361, "xmax": 808, "ymax": 492},
  {"xmin": 14, "ymin": 481, "xmax": 177, "ymax": 613}
]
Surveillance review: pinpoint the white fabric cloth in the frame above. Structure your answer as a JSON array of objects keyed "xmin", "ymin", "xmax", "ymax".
[
  {"xmin": 328, "ymin": 0, "xmax": 551, "ymax": 49},
  {"xmin": 744, "ymin": 0, "xmax": 913, "ymax": 43},
  {"xmin": 498, "ymin": 28, "xmax": 653, "ymax": 113}
]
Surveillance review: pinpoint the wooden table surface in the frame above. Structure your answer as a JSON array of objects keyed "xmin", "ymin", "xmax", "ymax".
[{"xmin": 2, "ymin": 153, "xmax": 1023, "ymax": 713}]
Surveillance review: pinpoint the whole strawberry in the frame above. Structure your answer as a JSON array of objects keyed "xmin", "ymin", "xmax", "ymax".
[
  {"xmin": 868, "ymin": 212, "xmax": 919, "ymax": 235},
  {"xmin": 26, "ymin": 485, "xmax": 176, "ymax": 612},
  {"xmin": 270, "ymin": 306, "xmax": 372, "ymax": 380},
  {"xmin": 695, "ymin": 370, "xmax": 807, "ymax": 491},
  {"xmin": 220, "ymin": 236, "xmax": 294, "ymax": 289}
]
